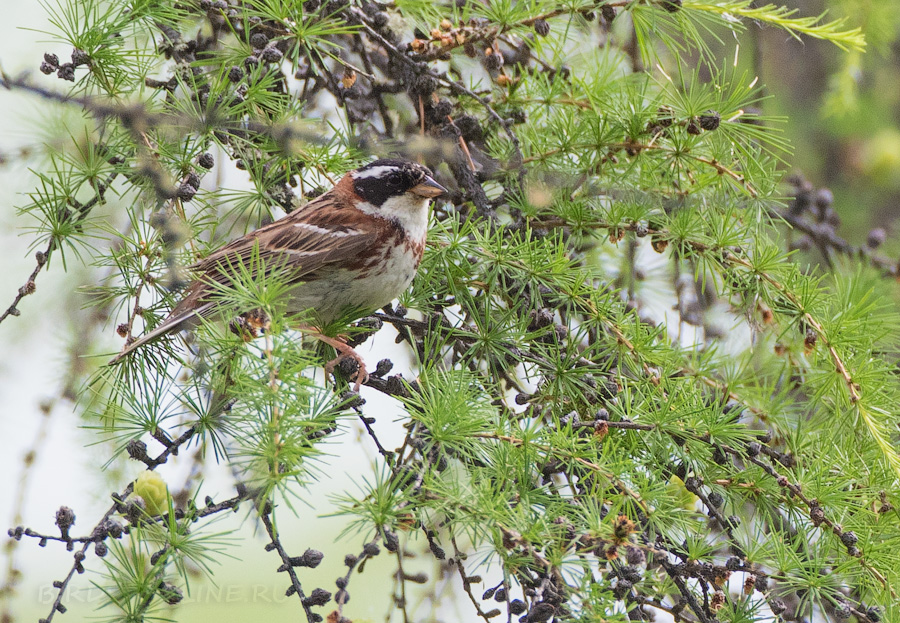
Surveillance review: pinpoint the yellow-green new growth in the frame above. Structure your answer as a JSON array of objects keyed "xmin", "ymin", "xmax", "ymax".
[{"xmin": 688, "ymin": 1, "xmax": 866, "ymax": 52}]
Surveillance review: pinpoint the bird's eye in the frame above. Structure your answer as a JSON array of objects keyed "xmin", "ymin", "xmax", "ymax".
[{"xmin": 386, "ymin": 172, "xmax": 402, "ymax": 186}]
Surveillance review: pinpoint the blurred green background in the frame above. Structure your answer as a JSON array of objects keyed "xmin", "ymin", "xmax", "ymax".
[{"xmin": 748, "ymin": 1, "xmax": 900, "ymax": 239}]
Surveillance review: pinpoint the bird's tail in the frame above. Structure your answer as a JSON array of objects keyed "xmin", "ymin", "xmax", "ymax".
[{"xmin": 108, "ymin": 303, "xmax": 213, "ymax": 365}]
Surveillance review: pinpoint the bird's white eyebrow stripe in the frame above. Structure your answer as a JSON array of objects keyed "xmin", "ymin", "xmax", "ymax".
[
  {"xmin": 293, "ymin": 222, "xmax": 359, "ymax": 237},
  {"xmin": 353, "ymin": 165, "xmax": 394, "ymax": 179}
]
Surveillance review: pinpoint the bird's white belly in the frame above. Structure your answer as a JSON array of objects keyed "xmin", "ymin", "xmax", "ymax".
[{"xmin": 286, "ymin": 244, "xmax": 419, "ymax": 323}]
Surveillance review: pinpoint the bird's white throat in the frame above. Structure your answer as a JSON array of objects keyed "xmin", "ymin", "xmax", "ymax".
[{"xmin": 357, "ymin": 194, "xmax": 430, "ymax": 241}]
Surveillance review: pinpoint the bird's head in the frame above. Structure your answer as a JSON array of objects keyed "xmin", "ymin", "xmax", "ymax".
[{"xmin": 349, "ymin": 159, "xmax": 446, "ymax": 238}]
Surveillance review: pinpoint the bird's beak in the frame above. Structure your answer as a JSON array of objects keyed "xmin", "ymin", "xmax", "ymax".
[{"xmin": 410, "ymin": 176, "xmax": 447, "ymax": 198}]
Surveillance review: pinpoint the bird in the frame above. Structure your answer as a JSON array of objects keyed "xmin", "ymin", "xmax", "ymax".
[{"xmin": 110, "ymin": 158, "xmax": 447, "ymax": 386}]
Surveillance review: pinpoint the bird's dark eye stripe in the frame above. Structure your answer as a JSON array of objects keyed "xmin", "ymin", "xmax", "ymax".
[{"xmin": 353, "ymin": 163, "xmax": 430, "ymax": 207}]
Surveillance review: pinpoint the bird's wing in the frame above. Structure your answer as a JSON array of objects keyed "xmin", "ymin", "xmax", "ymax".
[
  {"xmin": 190, "ymin": 204, "xmax": 375, "ymax": 285},
  {"xmin": 172, "ymin": 198, "xmax": 381, "ymax": 323},
  {"xmin": 110, "ymin": 190, "xmax": 381, "ymax": 364}
]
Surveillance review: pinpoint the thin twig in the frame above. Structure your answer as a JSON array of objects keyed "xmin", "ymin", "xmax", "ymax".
[
  {"xmin": 450, "ymin": 536, "xmax": 494, "ymax": 623},
  {"xmin": 259, "ymin": 509, "xmax": 318, "ymax": 623},
  {"xmin": 0, "ymin": 242, "xmax": 50, "ymax": 325}
]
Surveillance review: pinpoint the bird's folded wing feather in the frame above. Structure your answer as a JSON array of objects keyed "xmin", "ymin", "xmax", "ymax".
[{"xmin": 190, "ymin": 207, "xmax": 375, "ymax": 286}]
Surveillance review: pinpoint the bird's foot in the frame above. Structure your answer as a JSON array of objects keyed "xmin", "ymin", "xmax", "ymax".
[
  {"xmin": 311, "ymin": 333, "xmax": 369, "ymax": 391},
  {"xmin": 229, "ymin": 308, "xmax": 271, "ymax": 341}
]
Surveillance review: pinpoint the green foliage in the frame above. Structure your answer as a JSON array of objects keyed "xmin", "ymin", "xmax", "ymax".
[
  {"xmin": 93, "ymin": 506, "xmax": 231, "ymax": 622},
  {"xmin": 4, "ymin": 0, "xmax": 900, "ymax": 622}
]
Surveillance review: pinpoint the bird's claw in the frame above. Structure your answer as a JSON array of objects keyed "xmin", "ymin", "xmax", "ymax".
[
  {"xmin": 324, "ymin": 351, "xmax": 369, "ymax": 391},
  {"xmin": 229, "ymin": 308, "xmax": 271, "ymax": 341}
]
